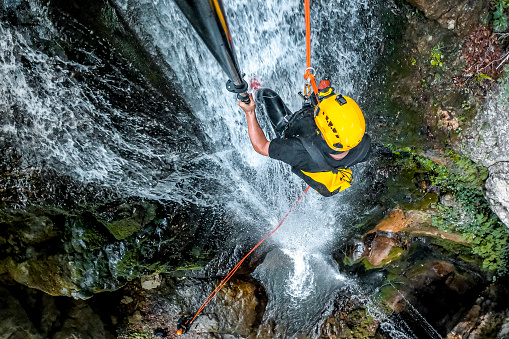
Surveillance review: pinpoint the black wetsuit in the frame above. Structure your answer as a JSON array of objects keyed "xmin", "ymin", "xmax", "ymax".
[{"xmin": 256, "ymin": 88, "xmax": 371, "ymax": 196}]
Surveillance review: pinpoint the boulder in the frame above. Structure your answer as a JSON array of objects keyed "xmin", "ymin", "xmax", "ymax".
[
  {"xmin": 485, "ymin": 162, "xmax": 509, "ymax": 230},
  {"xmin": 498, "ymin": 314, "xmax": 509, "ymax": 339},
  {"xmin": 463, "ymin": 91, "xmax": 509, "ymax": 168},
  {"xmin": 119, "ymin": 276, "xmax": 266, "ymax": 338},
  {"xmin": 141, "ymin": 274, "xmax": 162, "ymax": 290},
  {"xmin": 368, "ymin": 209, "xmax": 409, "ymax": 233},
  {"xmin": 405, "ymin": 0, "xmax": 490, "ymax": 36},
  {"xmin": 52, "ymin": 302, "xmax": 115, "ymax": 339},
  {"xmin": 5, "ymin": 257, "xmax": 80, "ymax": 297},
  {"xmin": 0, "ymin": 287, "xmax": 41, "ymax": 339},
  {"xmin": 365, "ymin": 236, "xmax": 401, "ymax": 267},
  {"xmin": 462, "ymin": 91, "xmax": 509, "ymax": 229}
]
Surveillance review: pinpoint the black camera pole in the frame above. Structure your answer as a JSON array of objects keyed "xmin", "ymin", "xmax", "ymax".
[{"xmin": 173, "ymin": 0, "xmax": 250, "ymax": 103}]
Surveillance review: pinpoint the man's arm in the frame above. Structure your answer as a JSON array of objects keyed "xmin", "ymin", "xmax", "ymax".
[{"xmin": 238, "ymin": 94, "xmax": 270, "ymax": 156}]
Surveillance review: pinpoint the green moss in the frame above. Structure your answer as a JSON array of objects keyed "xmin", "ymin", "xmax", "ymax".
[
  {"xmin": 376, "ymin": 285, "xmax": 397, "ymax": 304},
  {"xmin": 346, "ymin": 309, "xmax": 378, "ymax": 339},
  {"xmin": 384, "ymin": 246, "xmax": 404, "ymax": 264},
  {"xmin": 401, "ymin": 192, "xmax": 438, "ymax": 210},
  {"xmin": 124, "ymin": 331, "xmax": 151, "ymax": 339},
  {"xmin": 104, "ymin": 218, "xmax": 143, "ymax": 240},
  {"xmin": 116, "ymin": 249, "xmax": 140, "ymax": 279},
  {"xmin": 176, "ymin": 264, "xmax": 203, "ymax": 271},
  {"xmin": 430, "ymin": 42, "xmax": 444, "ymax": 67},
  {"xmin": 381, "ymin": 166, "xmax": 423, "ymax": 209},
  {"xmin": 82, "ymin": 228, "xmax": 108, "ymax": 249},
  {"xmin": 387, "ymin": 148, "xmax": 509, "ymax": 276},
  {"xmin": 360, "ymin": 246, "xmax": 404, "ymax": 270}
]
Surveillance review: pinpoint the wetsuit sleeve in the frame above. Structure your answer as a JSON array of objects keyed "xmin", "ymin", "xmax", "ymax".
[{"xmin": 268, "ymin": 138, "xmax": 308, "ymax": 168}]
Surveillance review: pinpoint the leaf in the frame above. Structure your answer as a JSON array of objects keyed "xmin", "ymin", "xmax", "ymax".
[
  {"xmin": 494, "ymin": 15, "xmax": 509, "ymax": 32},
  {"xmin": 494, "ymin": 4, "xmax": 504, "ymax": 20}
]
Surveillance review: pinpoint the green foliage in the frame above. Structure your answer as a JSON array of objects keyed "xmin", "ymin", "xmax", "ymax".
[
  {"xmin": 430, "ymin": 42, "xmax": 444, "ymax": 67},
  {"xmin": 124, "ymin": 331, "xmax": 151, "ymax": 339},
  {"xmin": 393, "ymin": 149, "xmax": 509, "ymax": 276},
  {"xmin": 431, "ymin": 203, "xmax": 508, "ymax": 273},
  {"xmin": 474, "ymin": 73, "xmax": 493, "ymax": 83},
  {"xmin": 493, "ymin": 0, "xmax": 509, "ymax": 32}
]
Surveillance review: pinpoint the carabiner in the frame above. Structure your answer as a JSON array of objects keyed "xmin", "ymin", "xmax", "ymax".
[{"xmin": 304, "ymin": 83, "xmax": 312, "ymax": 97}]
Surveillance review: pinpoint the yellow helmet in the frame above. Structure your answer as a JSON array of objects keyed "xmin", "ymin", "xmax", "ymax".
[{"xmin": 314, "ymin": 94, "xmax": 365, "ymax": 151}]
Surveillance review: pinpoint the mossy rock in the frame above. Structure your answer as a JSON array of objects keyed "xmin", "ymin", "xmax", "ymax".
[
  {"xmin": 5, "ymin": 256, "xmax": 80, "ymax": 297},
  {"xmin": 0, "ymin": 208, "xmax": 66, "ymax": 245},
  {"xmin": 116, "ymin": 250, "xmax": 140, "ymax": 279},
  {"xmin": 104, "ymin": 218, "xmax": 144, "ymax": 241},
  {"xmin": 361, "ymin": 246, "xmax": 405, "ymax": 270},
  {"xmin": 100, "ymin": 202, "xmax": 157, "ymax": 240}
]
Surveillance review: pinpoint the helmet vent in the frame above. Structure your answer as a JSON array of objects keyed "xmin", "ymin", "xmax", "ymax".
[{"xmin": 336, "ymin": 95, "xmax": 347, "ymax": 106}]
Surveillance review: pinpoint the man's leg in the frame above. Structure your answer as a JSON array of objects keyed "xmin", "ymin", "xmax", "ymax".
[{"xmin": 255, "ymin": 89, "xmax": 292, "ymax": 138}]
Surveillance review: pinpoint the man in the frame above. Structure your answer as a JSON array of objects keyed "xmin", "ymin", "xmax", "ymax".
[{"xmin": 238, "ymin": 81, "xmax": 371, "ymax": 197}]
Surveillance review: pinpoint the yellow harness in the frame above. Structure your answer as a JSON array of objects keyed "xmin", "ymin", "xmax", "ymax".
[{"xmin": 301, "ymin": 168, "xmax": 353, "ymax": 194}]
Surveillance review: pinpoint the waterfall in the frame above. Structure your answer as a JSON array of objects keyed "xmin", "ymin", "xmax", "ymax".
[
  {"xmin": 108, "ymin": 0, "xmax": 389, "ymax": 336},
  {"xmin": 0, "ymin": 0, "xmax": 413, "ymax": 337}
]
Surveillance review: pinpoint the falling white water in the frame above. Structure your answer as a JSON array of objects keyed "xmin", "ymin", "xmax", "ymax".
[{"xmin": 0, "ymin": 0, "xmax": 402, "ymax": 336}]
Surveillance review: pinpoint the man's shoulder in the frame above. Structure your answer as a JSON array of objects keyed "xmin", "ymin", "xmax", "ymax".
[
  {"xmin": 269, "ymin": 136, "xmax": 306, "ymax": 151},
  {"xmin": 268, "ymin": 137, "xmax": 307, "ymax": 160}
]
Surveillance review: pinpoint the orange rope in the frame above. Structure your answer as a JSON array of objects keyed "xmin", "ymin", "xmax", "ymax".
[
  {"xmin": 303, "ymin": 0, "xmax": 319, "ymax": 100},
  {"xmin": 189, "ymin": 186, "xmax": 310, "ymax": 325},
  {"xmin": 305, "ymin": 0, "xmax": 311, "ymax": 68}
]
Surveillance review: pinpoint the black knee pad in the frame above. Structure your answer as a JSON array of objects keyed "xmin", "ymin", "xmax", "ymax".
[{"xmin": 255, "ymin": 89, "xmax": 292, "ymax": 135}]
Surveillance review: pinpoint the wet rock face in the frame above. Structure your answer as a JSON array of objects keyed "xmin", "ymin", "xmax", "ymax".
[
  {"xmin": 464, "ymin": 92, "xmax": 509, "ymax": 168},
  {"xmin": 463, "ymin": 92, "xmax": 509, "ymax": 228},
  {"xmin": 319, "ymin": 297, "xmax": 380, "ymax": 339},
  {"xmin": 405, "ymin": 0, "xmax": 490, "ymax": 36},
  {"xmin": 0, "ymin": 199, "xmax": 227, "ymax": 298},
  {"xmin": 384, "ymin": 258, "xmax": 487, "ymax": 335},
  {"xmin": 446, "ymin": 277, "xmax": 509, "ymax": 339},
  {"xmin": 114, "ymin": 275, "xmax": 267, "ymax": 338},
  {"xmin": 0, "ymin": 0, "xmax": 232, "ymax": 298},
  {"xmin": 0, "ymin": 287, "xmax": 41, "ymax": 339},
  {"xmin": 379, "ymin": 6, "xmax": 471, "ymax": 151},
  {"xmin": 0, "ymin": 282, "xmax": 115, "ymax": 339},
  {"xmin": 0, "ymin": 274, "xmax": 267, "ymax": 338},
  {"xmin": 485, "ymin": 162, "xmax": 509, "ymax": 230}
]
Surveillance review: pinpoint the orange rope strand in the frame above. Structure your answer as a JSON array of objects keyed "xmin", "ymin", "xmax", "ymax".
[
  {"xmin": 303, "ymin": 0, "xmax": 319, "ymax": 102},
  {"xmin": 189, "ymin": 186, "xmax": 310, "ymax": 324},
  {"xmin": 305, "ymin": 0, "xmax": 311, "ymax": 68}
]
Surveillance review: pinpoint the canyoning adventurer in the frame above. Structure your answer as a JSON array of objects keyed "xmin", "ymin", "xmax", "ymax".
[{"xmin": 238, "ymin": 80, "xmax": 371, "ymax": 197}]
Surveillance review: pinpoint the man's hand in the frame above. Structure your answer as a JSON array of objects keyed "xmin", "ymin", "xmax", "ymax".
[
  {"xmin": 238, "ymin": 93, "xmax": 270, "ymax": 156},
  {"xmin": 238, "ymin": 94, "xmax": 255, "ymax": 115}
]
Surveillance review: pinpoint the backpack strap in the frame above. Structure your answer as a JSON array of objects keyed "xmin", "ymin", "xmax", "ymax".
[{"xmin": 297, "ymin": 136, "xmax": 335, "ymax": 171}]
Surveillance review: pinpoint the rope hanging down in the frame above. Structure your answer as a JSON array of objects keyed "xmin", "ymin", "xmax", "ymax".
[
  {"xmin": 305, "ymin": 0, "xmax": 312, "ymax": 68},
  {"xmin": 303, "ymin": 0, "xmax": 319, "ymax": 101},
  {"xmin": 178, "ymin": 186, "xmax": 310, "ymax": 335}
]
